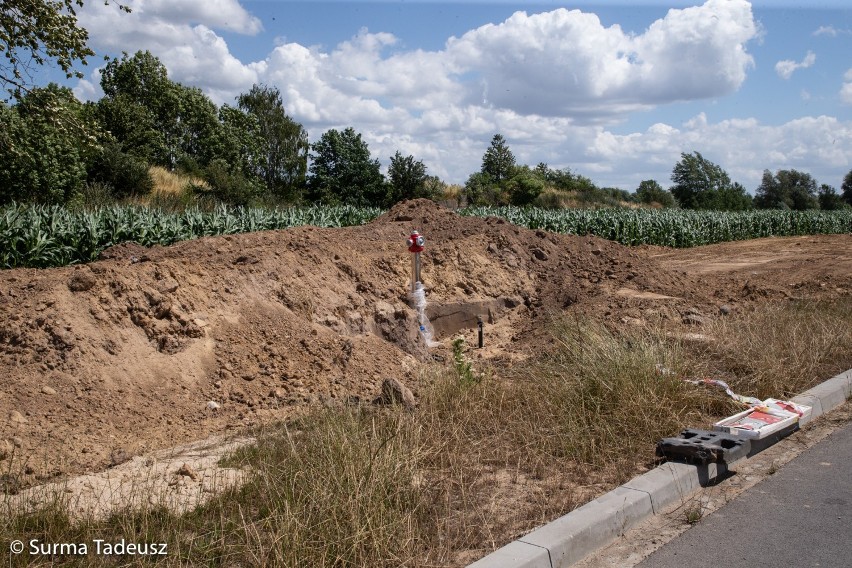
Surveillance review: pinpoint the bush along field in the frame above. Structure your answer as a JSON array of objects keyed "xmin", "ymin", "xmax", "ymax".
[{"xmin": 3, "ymin": 202, "xmax": 852, "ymax": 269}]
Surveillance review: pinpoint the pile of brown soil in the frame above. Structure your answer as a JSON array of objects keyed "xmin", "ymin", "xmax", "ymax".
[{"xmin": 2, "ymin": 199, "xmax": 848, "ymax": 487}]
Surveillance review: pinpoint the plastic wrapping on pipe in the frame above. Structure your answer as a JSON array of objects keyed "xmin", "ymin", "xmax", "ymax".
[{"xmin": 410, "ymin": 282, "xmax": 441, "ymax": 348}]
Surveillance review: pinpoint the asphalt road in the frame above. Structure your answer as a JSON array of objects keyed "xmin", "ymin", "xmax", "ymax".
[{"xmin": 638, "ymin": 420, "xmax": 852, "ymax": 568}]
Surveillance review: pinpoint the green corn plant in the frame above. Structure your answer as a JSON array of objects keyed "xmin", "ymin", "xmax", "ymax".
[
  {"xmin": 0, "ymin": 203, "xmax": 384, "ymax": 269},
  {"xmin": 461, "ymin": 207, "xmax": 852, "ymax": 247},
  {"xmin": 2, "ymin": 202, "xmax": 851, "ymax": 270}
]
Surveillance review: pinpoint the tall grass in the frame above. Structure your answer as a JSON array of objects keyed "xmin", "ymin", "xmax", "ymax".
[
  {"xmin": 148, "ymin": 167, "xmax": 204, "ymax": 196},
  {"xmin": 699, "ymin": 299, "xmax": 852, "ymax": 400},
  {"xmin": 502, "ymin": 320, "xmax": 721, "ymax": 470},
  {"xmin": 218, "ymin": 410, "xmax": 429, "ymax": 567}
]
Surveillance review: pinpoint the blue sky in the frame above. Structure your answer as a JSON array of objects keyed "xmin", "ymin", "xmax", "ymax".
[{"xmin": 67, "ymin": 0, "xmax": 852, "ymax": 192}]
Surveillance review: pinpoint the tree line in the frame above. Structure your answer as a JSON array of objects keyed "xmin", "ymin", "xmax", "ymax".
[
  {"xmin": 0, "ymin": 51, "xmax": 444, "ymax": 208},
  {"xmin": 3, "ymin": 1, "xmax": 851, "ymax": 213},
  {"xmin": 2, "ymin": 52, "xmax": 851, "ymax": 211},
  {"xmin": 462, "ymin": 136, "xmax": 852, "ymax": 211}
]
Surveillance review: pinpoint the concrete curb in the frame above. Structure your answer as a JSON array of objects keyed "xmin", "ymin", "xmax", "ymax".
[{"xmin": 467, "ymin": 369, "xmax": 852, "ymax": 568}]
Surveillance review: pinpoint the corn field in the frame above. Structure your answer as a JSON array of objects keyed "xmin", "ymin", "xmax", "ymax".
[
  {"xmin": 0, "ymin": 203, "xmax": 382, "ymax": 269},
  {"xmin": 2, "ymin": 203, "xmax": 852, "ymax": 269},
  {"xmin": 461, "ymin": 206, "xmax": 852, "ymax": 248}
]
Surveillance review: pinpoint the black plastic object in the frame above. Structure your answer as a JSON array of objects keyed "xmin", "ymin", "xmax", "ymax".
[{"xmin": 656, "ymin": 428, "xmax": 751, "ymax": 465}]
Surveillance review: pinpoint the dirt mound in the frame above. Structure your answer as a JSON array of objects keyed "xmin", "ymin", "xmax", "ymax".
[{"xmin": 2, "ymin": 199, "xmax": 843, "ymax": 488}]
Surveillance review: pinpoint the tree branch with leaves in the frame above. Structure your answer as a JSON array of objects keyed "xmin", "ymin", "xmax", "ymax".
[{"xmin": 1, "ymin": 0, "xmax": 129, "ymax": 100}]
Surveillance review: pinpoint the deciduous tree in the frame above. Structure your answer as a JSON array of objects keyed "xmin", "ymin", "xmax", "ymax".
[
  {"xmin": 818, "ymin": 184, "xmax": 845, "ymax": 210},
  {"xmin": 237, "ymin": 84, "xmax": 308, "ymax": 201},
  {"xmin": 307, "ymin": 127, "xmax": 386, "ymax": 206},
  {"xmin": 98, "ymin": 51, "xmax": 220, "ymax": 170},
  {"xmin": 208, "ymin": 104, "xmax": 263, "ymax": 191},
  {"xmin": 387, "ymin": 151, "xmax": 429, "ymax": 204},
  {"xmin": 841, "ymin": 169, "xmax": 852, "ymax": 206},
  {"xmin": 1, "ymin": 0, "xmax": 130, "ymax": 99},
  {"xmin": 754, "ymin": 169, "xmax": 818, "ymax": 210},
  {"xmin": 462, "ymin": 172, "xmax": 492, "ymax": 206},
  {"xmin": 670, "ymin": 151, "xmax": 751, "ymax": 210},
  {"xmin": 635, "ymin": 179, "xmax": 676, "ymax": 208},
  {"xmin": 505, "ymin": 165, "xmax": 544, "ymax": 206},
  {"xmin": 0, "ymin": 84, "xmax": 90, "ymax": 204}
]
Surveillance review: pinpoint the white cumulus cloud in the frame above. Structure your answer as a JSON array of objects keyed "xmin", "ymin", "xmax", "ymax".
[
  {"xmin": 775, "ymin": 51, "xmax": 817, "ymax": 80},
  {"xmin": 77, "ymin": 0, "xmax": 261, "ymax": 103},
  {"xmin": 842, "ymin": 69, "xmax": 852, "ymax": 106},
  {"xmin": 129, "ymin": 0, "xmax": 261, "ymax": 35},
  {"xmin": 444, "ymin": 0, "xmax": 757, "ymax": 118},
  {"xmin": 814, "ymin": 25, "xmax": 839, "ymax": 37},
  {"xmin": 583, "ymin": 113, "xmax": 851, "ymax": 191},
  {"xmin": 76, "ymin": 0, "xmax": 759, "ymax": 117},
  {"xmin": 68, "ymin": 0, "xmax": 851, "ymax": 191},
  {"xmin": 813, "ymin": 25, "xmax": 852, "ymax": 37}
]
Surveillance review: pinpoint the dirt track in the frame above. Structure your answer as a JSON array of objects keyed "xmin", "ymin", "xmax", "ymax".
[{"xmin": 2, "ymin": 200, "xmax": 850, "ymax": 489}]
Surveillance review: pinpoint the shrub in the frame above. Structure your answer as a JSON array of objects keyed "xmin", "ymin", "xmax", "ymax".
[
  {"xmin": 200, "ymin": 159, "xmax": 261, "ymax": 206},
  {"xmin": 87, "ymin": 142, "xmax": 154, "ymax": 198}
]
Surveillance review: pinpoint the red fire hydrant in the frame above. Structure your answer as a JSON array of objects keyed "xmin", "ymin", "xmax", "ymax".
[
  {"xmin": 407, "ymin": 231, "xmax": 425, "ymax": 290},
  {"xmin": 407, "ymin": 231, "xmax": 425, "ymax": 253}
]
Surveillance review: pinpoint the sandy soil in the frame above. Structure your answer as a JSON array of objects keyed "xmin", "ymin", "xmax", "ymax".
[{"xmin": 1, "ymin": 200, "xmax": 850, "ymax": 494}]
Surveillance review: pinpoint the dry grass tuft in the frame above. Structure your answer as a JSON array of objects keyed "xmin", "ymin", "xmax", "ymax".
[
  {"xmin": 205, "ymin": 408, "xmax": 431, "ymax": 567},
  {"xmin": 698, "ymin": 298, "xmax": 852, "ymax": 400},
  {"xmin": 137, "ymin": 167, "xmax": 210, "ymax": 212},
  {"xmin": 507, "ymin": 319, "xmax": 711, "ymax": 473},
  {"xmin": 149, "ymin": 167, "xmax": 204, "ymax": 195}
]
